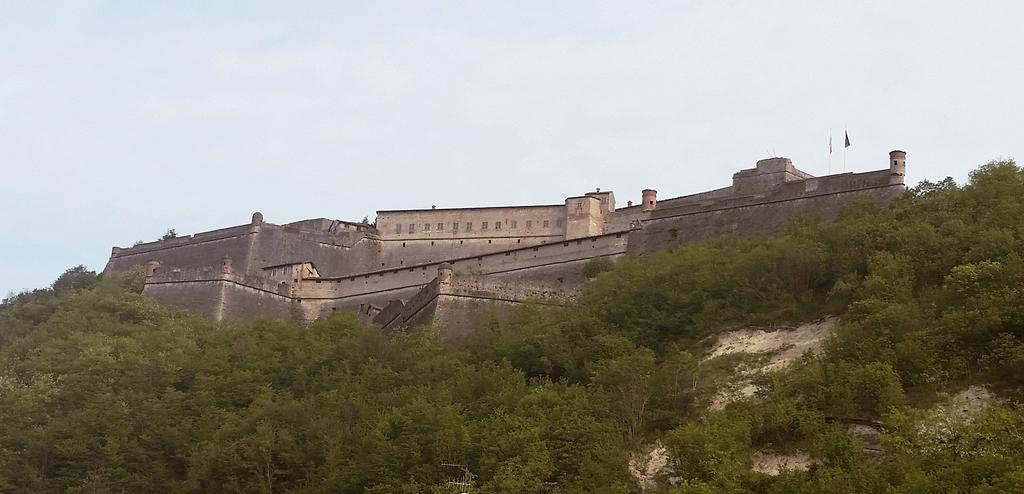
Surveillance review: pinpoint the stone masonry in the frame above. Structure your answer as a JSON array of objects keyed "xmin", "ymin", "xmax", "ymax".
[{"xmin": 104, "ymin": 151, "xmax": 909, "ymax": 338}]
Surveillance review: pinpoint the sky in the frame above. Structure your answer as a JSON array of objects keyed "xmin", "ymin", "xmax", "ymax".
[{"xmin": 2, "ymin": 0, "xmax": 1023, "ymax": 296}]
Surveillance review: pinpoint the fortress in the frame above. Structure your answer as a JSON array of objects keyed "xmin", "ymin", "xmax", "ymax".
[{"xmin": 104, "ymin": 150, "xmax": 908, "ymax": 339}]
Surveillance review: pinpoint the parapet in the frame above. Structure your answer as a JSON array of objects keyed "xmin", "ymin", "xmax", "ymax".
[
  {"xmin": 753, "ymin": 157, "xmax": 793, "ymax": 174},
  {"xmin": 732, "ymin": 157, "xmax": 814, "ymax": 195}
]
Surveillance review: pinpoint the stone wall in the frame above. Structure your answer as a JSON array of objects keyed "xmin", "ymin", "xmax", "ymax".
[
  {"xmin": 106, "ymin": 225, "xmax": 257, "ymax": 275},
  {"xmin": 380, "ymin": 277, "xmax": 443, "ymax": 331},
  {"xmin": 142, "ymin": 278, "xmax": 294, "ymax": 322},
  {"xmin": 250, "ymin": 224, "xmax": 380, "ymax": 277},
  {"xmin": 292, "ymin": 230, "xmax": 629, "ymax": 321},
  {"xmin": 106, "ymin": 220, "xmax": 384, "ymax": 280},
  {"xmin": 628, "ymin": 181, "xmax": 904, "ymax": 255},
  {"xmin": 377, "ymin": 205, "xmax": 567, "ymax": 240},
  {"xmin": 731, "ymin": 157, "xmax": 814, "ymax": 195},
  {"xmin": 564, "ymin": 195, "xmax": 604, "ymax": 239},
  {"xmin": 142, "ymin": 281, "xmax": 228, "ymax": 319},
  {"xmin": 105, "ymin": 152, "xmax": 908, "ymax": 333},
  {"xmin": 377, "ymin": 235, "xmax": 556, "ymax": 269},
  {"xmin": 370, "ymin": 271, "xmax": 577, "ymax": 343},
  {"xmin": 432, "ymin": 294, "xmax": 516, "ymax": 343}
]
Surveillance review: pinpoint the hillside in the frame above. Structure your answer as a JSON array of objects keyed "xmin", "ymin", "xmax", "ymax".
[{"xmin": 2, "ymin": 160, "xmax": 1023, "ymax": 493}]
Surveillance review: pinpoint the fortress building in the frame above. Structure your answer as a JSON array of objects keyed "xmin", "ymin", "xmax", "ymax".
[{"xmin": 104, "ymin": 150, "xmax": 908, "ymax": 339}]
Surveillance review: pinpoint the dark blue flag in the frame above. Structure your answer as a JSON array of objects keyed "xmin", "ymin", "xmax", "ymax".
[{"xmin": 844, "ymin": 131, "xmax": 851, "ymax": 148}]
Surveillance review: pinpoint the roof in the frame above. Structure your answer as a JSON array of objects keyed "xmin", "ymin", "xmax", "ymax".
[
  {"xmin": 376, "ymin": 203, "xmax": 564, "ymax": 214},
  {"xmin": 262, "ymin": 261, "xmax": 319, "ymax": 270}
]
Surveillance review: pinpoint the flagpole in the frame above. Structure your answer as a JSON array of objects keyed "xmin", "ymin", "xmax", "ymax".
[
  {"xmin": 828, "ymin": 130, "xmax": 832, "ymax": 175},
  {"xmin": 843, "ymin": 127, "xmax": 848, "ymax": 172}
]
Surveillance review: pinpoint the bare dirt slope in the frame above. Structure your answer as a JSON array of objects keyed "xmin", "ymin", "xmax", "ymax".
[{"xmin": 704, "ymin": 317, "xmax": 838, "ymax": 410}]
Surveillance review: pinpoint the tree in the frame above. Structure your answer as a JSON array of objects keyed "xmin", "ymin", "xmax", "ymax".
[
  {"xmin": 51, "ymin": 265, "xmax": 99, "ymax": 294},
  {"xmin": 590, "ymin": 347, "xmax": 657, "ymax": 442}
]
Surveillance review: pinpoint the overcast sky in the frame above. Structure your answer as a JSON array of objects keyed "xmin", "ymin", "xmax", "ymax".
[{"xmin": 2, "ymin": 1, "xmax": 1022, "ymax": 296}]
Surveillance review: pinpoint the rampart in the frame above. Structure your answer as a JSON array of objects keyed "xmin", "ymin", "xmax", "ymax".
[
  {"xmin": 105, "ymin": 149, "xmax": 909, "ymax": 334},
  {"xmin": 293, "ymin": 230, "xmax": 630, "ymax": 321},
  {"xmin": 141, "ymin": 266, "xmax": 296, "ymax": 321},
  {"xmin": 107, "ymin": 217, "xmax": 382, "ymax": 279},
  {"xmin": 629, "ymin": 169, "xmax": 903, "ymax": 254},
  {"xmin": 370, "ymin": 269, "xmax": 577, "ymax": 343}
]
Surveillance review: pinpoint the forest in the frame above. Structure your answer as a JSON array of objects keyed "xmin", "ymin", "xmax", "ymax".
[{"xmin": 2, "ymin": 160, "xmax": 1023, "ymax": 493}]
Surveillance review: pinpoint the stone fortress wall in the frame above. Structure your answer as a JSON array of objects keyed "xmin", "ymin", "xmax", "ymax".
[
  {"xmin": 294, "ymin": 230, "xmax": 631, "ymax": 323},
  {"xmin": 104, "ymin": 150, "xmax": 909, "ymax": 335},
  {"xmin": 105, "ymin": 217, "xmax": 380, "ymax": 278}
]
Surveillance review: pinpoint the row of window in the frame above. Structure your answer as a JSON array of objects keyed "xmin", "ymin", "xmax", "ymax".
[{"xmin": 396, "ymin": 219, "xmax": 562, "ymax": 234}]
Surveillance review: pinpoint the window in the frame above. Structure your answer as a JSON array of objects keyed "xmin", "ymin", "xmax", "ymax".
[
  {"xmin": 576, "ymin": 201, "xmax": 583, "ymax": 211},
  {"xmin": 466, "ymin": 222, "xmax": 472, "ymax": 231},
  {"xmin": 395, "ymin": 224, "xmax": 401, "ymax": 234},
  {"xmin": 408, "ymin": 224, "xmax": 415, "ymax": 233},
  {"xmin": 556, "ymin": 219, "xmax": 564, "ymax": 227},
  {"xmin": 424, "ymin": 223, "xmax": 431, "ymax": 231},
  {"xmin": 526, "ymin": 220, "xmax": 532, "ymax": 228},
  {"xmin": 482, "ymin": 221, "xmax": 488, "ymax": 230},
  {"xmin": 543, "ymin": 220, "xmax": 550, "ymax": 228},
  {"xmin": 495, "ymin": 221, "xmax": 501, "ymax": 230},
  {"xmin": 437, "ymin": 222, "xmax": 444, "ymax": 231},
  {"xmin": 511, "ymin": 220, "xmax": 517, "ymax": 229},
  {"xmin": 453, "ymin": 222, "xmax": 459, "ymax": 232}
]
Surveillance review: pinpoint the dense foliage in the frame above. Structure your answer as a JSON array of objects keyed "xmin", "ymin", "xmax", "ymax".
[{"xmin": 2, "ymin": 161, "xmax": 1023, "ymax": 493}]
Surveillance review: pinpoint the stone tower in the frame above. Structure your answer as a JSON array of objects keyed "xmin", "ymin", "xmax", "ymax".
[
  {"xmin": 641, "ymin": 189, "xmax": 658, "ymax": 211},
  {"xmin": 889, "ymin": 150, "xmax": 907, "ymax": 184}
]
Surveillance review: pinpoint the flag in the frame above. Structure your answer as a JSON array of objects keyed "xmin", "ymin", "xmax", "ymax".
[
  {"xmin": 829, "ymin": 134, "xmax": 833, "ymax": 154},
  {"xmin": 844, "ymin": 131, "xmax": 851, "ymax": 148}
]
